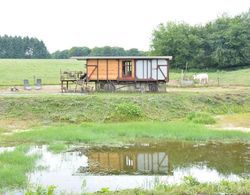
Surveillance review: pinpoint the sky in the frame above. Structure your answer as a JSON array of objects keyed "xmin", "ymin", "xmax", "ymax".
[{"xmin": 0, "ymin": 0, "xmax": 249, "ymax": 52}]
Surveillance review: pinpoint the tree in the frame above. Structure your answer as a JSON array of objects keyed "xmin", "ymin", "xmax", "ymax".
[
  {"xmin": 151, "ymin": 22, "xmax": 205, "ymax": 69},
  {"xmin": 126, "ymin": 48, "xmax": 144, "ymax": 56},
  {"xmin": 0, "ymin": 35, "xmax": 50, "ymax": 59},
  {"xmin": 69, "ymin": 47, "xmax": 91, "ymax": 57},
  {"xmin": 205, "ymin": 12, "xmax": 250, "ymax": 68},
  {"xmin": 51, "ymin": 46, "xmax": 146, "ymax": 58},
  {"xmin": 51, "ymin": 50, "xmax": 69, "ymax": 59},
  {"xmin": 151, "ymin": 9, "xmax": 250, "ymax": 69}
]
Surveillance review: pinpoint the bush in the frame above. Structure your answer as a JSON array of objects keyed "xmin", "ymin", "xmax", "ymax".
[
  {"xmin": 187, "ymin": 111, "xmax": 216, "ymax": 124},
  {"xmin": 114, "ymin": 103, "xmax": 142, "ymax": 119}
]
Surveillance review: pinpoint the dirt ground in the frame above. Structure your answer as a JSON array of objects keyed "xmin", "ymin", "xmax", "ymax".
[
  {"xmin": 167, "ymin": 86, "xmax": 250, "ymax": 93},
  {"xmin": 0, "ymin": 85, "xmax": 62, "ymax": 94},
  {"xmin": 0, "ymin": 84, "xmax": 250, "ymax": 95},
  {"xmin": 213, "ymin": 113, "xmax": 250, "ymax": 132}
]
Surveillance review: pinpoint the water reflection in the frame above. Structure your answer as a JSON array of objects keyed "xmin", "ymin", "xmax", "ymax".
[
  {"xmin": 84, "ymin": 150, "xmax": 170, "ymax": 175},
  {"xmin": 79, "ymin": 141, "xmax": 250, "ymax": 177},
  {"xmin": 25, "ymin": 141, "xmax": 250, "ymax": 193}
]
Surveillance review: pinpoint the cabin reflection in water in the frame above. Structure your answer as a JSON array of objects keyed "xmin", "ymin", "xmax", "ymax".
[{"xmin": 87, "ymin": 151, "xmax": 170, "ymax": 175}]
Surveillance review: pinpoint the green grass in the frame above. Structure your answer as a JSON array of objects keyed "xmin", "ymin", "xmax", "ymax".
[
  {"xmin": 48, "ymin": 143, "xmax": 67, "ymax": 153},
  {"xmin": 24, "ymin": 177, "xmax": 250, "ymax": 195},
  {"xmin": 187, "ymin": 111, "xmax": 216, "ymax": 124},
  {"xmin": 4, "ymin": 121, "xmax": 250, "ymax": 145},
  {"xmin": 0, "ymin": 146, "xmax": 38, "ymax": 190},
  {"xmin": 0, "ymin": 91, "xmax": 249, "ymax": 144},
  {"xmin": 0, "ymin": 92, "xmax": 249, "ymax": 128},
  {"xmin": 170, "ymin": 67, "xmax": 250, "ymax": 86},
  {"xmin": 0, "ymin": 59, "xmax": 249, "ymax": 86},
  {"xmin": 98, "ymin": 179, "xmax": 250, "ymax": 195},
  {"xmin": 0, "ymin": 59, "xmax": 84, "ymax": 86}
]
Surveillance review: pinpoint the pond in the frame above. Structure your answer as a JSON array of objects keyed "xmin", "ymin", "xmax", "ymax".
[{"xmin": 4, "ymin": 141, "xmax": 250, "ymax": 193}]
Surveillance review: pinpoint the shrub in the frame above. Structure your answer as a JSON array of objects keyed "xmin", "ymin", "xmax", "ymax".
[
  {"xmin": 114, "ymin": 103, "xmax": 142, "ymax": 119},
  {"xmin": 187, "ymin": 111, "xmax": 216, "ymax": 124}
]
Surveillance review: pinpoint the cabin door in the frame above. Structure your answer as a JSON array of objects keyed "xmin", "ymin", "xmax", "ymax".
[{"xmin": 122, "ymin": 60, "xmax": 132, "ymax": 78}]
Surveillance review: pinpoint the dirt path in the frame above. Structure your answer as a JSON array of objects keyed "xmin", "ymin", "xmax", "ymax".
[
  {"xmin": 1, "ymin": 85, "xmax": 250, "ymax": 95},
  {"xmin": 0, "ymin": 85, "xmax": 61, "ymax": 94}
]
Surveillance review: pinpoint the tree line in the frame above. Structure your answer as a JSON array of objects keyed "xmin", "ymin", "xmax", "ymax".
[
  {"xmin": 0, "ymin": 35, "xmax": 50, "ymax": 58},
  {"xmin": 51, "ymin": 46, "xmax": 145, "ymax": 59},
  {"xmin": 1, "ymin": 9, "xmax": 249, "ymax": 70},
  {"xmin": 151, "ymin": 10, "xmax": 250, "ymax": 69},
  {"xmin": 0, "ymin": 36, "xmax": 145, "ymax": 59}
]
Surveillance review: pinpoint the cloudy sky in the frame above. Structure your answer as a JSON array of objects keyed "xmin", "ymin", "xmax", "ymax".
[{"xmin": 1, "ymin": 0, "xmax": 249, "ymax": 52}]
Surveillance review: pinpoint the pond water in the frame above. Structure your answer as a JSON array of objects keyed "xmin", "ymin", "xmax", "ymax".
[
  {"xmin": 23, "ymin": 141, "xmax": 250, "ymax": 193},
  {"xmin": 1, "ymin": 141, "xmax": 249, "ymax": 193}
]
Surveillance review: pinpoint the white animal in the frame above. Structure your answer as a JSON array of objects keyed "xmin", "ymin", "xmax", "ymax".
[{"xmin": 193, "ymin": 73, "xmax": 208, "ymax": 84}]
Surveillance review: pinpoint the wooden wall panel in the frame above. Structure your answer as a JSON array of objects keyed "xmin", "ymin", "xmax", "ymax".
[
  {"xmin": 87, "ymin": 59, "xmax": 136, "ymax": 81},
  {"xmin": 131, "ymin": 59, "xmax": 135, "ymax": 79},
  {"xmin": 97, "ymin": 60, "xmax": 107, "ymax": 80},
  {"xmin": 118, "ymin": 60, "xmax": 122, "ymax": 79},
  {"xmin": 107, "ymin": 60, "xmax": 119, "ymax": 80},
  {"xmin": 87, "ymin": 59, "xmax": 98, "ymax": 80}
]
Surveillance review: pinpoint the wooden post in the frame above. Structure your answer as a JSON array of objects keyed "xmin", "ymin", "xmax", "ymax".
[
  {"xmin": 118, "ymin": 59, "xmax": 120, "ymax": 80},
  {"xmin": 167, "ymin": 59, "xmax": 170, "ymax": 82},
  {"xmin": 106, "ymin": 59, "xmax": 108, "ymax": 80},
  {"xmin": 181, "ymin": 69, "xmax": 184, "ymax": 81},
  {"xmin": 156, "ymin": 59, "xmax": 158, "ymax": 84},
  {"xmin": 97, "ymin": 59, "xmax": 99, "ymax": 91},
  {"xmin": 217, "ymin": 70, "xmax": 220, "ymax": 86},
  {"xmin": 61, "ymin": 81, "xmax": 63, "ymax": 93}
]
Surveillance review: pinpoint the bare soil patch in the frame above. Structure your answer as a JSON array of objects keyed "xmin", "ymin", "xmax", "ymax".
[{"xmin": 214, "ymin": 113, "xmax": 250, "ymax": 132}]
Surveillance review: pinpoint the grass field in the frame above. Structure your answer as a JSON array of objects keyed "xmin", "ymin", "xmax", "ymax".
[
  {"xmin": 170, "ymin": 67, "xmax": 250, "ymax": 86},
  {"xmin": 3, "ymin": 121, "xmax": 250, "ymax": 145},
  {"xmin": 0, "ymin": 59, "xmax": 84, "ymax": 86},
  {"xmin": 0, "ymin": 91, "xmax": 250, "ymax": 145},
  {"xmin": 0, "ymin": 91, "xmax": 249, "ymax": 130},
  {"xmin": 0, "ymin": 59, "xmax": 250, "ymax": 86}
]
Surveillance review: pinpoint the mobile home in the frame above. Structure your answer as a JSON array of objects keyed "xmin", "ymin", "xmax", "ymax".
[{"xmin": 70, "ymin": 56, "xmax": 172, "ymax": 92}]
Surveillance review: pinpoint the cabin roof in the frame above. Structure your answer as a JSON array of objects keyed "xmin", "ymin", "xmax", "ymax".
[{"xmin": 71, "ymin": 56, "xmax": 173, "ymax": 60}]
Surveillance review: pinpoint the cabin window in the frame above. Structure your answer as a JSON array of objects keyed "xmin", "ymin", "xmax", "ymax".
[{"xmin": 122, "ymin": 61, "xmax": 132, "ymax": 77}]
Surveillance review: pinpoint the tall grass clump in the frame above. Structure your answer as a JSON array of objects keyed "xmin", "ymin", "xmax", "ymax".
[
  {"xmin": 187, "ymin": 112, "xmax": 216, "ymax": 124},
  {"xmin": 0, "ymin": 146, "xmax": 38, "ymax": 190}
]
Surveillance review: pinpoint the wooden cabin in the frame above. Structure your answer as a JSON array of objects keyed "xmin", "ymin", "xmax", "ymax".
[{"xmin": 71, "ymin": 56, "xmax": 172, "ymax": 92}]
